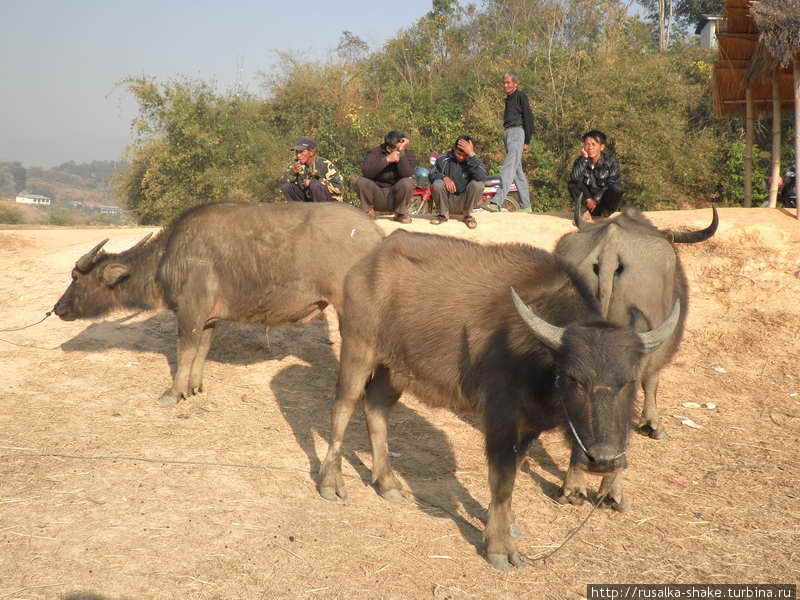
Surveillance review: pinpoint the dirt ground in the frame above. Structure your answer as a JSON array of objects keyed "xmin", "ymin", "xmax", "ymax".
[{"xmin": 1, "ymin": 207, "xmax": 799, "ymax": 600}]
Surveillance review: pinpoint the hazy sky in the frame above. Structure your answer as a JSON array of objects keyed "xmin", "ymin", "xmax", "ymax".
[{"xmin": 0, "ymin": 0, "xmax": 434, "ymax": 168}]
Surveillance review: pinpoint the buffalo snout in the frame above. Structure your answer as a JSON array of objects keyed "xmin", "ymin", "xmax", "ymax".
[{"xmin": 578, "ymin": 443, "xmax": 628, "ymax": 474}]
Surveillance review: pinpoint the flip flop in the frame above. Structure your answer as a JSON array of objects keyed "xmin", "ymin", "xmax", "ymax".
[
  {"xmin": 463, "ymin": 215, "xmax": 477, "ymax": 229},
  {"xmin": 430, "ymin": 215, "xmax": 448, "ymax": 225}
]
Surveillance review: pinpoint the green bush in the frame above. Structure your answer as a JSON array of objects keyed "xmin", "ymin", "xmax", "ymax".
[{"xmin": 0, "ymin": 204, "xmax": 23, "ymax": 224}]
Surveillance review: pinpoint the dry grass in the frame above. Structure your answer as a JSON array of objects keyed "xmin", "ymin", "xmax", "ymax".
[{"xmin": 1, "ymin": 209, "xmax": 799, "ymax": 599}]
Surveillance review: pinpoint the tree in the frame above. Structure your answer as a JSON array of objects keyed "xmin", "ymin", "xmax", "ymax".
[{"xmin": 11, "ymin": 163, "xmax": 26, "ymax": 194}]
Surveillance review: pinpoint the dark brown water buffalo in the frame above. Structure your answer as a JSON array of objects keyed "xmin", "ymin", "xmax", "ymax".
[
  {"xmin": 555, "ymin": 206, "xmax": 718, "ymax": 439},
  {"xmin": 318, "ymin": 231, "xmax": 678, "ymax": 570},
  {"xmin": 54, "ymin": 201, "xmax": 384, "ymax": 404}
]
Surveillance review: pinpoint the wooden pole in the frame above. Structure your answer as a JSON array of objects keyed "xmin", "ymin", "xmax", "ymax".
[
  {"xmin": 744, "ymin": 84, "xmax": 753, "ymax": 207},
  {"xmin": 795, "ymin": 58, "xmax": 800, "ymax": 219},
  {"xmin": 769, "ymin": 73, "xmax": 781, "ymax": 209}
]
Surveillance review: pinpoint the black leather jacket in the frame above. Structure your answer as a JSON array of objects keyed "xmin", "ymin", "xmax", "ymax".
[{"xmin": 569, "ymin": 152, "xmax": 621, "ymax": 200}]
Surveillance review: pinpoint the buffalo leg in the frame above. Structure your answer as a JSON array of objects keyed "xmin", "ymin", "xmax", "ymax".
[
  {"xmin": 160, "ymin": 315, "xmax": 206, "ymax": 406},
  {"xmin": 319, "ymin": 337, "xmax": 375, "ymax": 501},
  {"xmin": 187, "ymin": 324, "xmax": 216, "ymax": 395},
  {"xmin": 559, "ymin": 462, "xmax": 590, "ymax": 506},
  {"xmin": 363, "ymin": 366, "xmax": 404, "ymax": 502},
  {"xmin": 484, "ymin": 425, "xmax": 524, "ymax": 570},
  {"xmin": 639, "ymin": 372, "xmax": 666, "ymax": 440},
  {"xmin": 599, "ymin": 472, "xmax": 628, "ymax": 512}
]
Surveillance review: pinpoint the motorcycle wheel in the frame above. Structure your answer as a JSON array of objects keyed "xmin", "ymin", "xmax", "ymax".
[
  {"xmin": 502, "ymin": 193, "xmax": 521, "ymax": 212},
  {"xmin": 408, "ymin": 195, "xmax": 432, "ymax": 215}
]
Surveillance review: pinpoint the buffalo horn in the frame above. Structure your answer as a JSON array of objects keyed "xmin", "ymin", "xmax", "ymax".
[
  {"xmin": 663, "ymin": 207, "xmax": 718, "ymax": 244},
  {"xmin": 129, "ymin": 232, "xmax": 153, "ymax": 252},
  {"xmin": 76, "ymin": 238, "xmax": 110, "ymax": 272},
  {"xmin": 637, "ymin": 299, "xmax": 680, "ymax": 354},
  {"xmin": 574, "ymin": 192, "xmax": 587, "ymax": 230},
  {"xmin": 511, "ymin": 287, "xmax": 565, "ymax": 351}
]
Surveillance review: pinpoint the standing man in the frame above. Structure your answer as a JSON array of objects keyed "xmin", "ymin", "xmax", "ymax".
[
  {"xmin": 356, "ymin": 130, "xmax": 416, "ymax": 224},
  {"xmin": 282, "ymin": 137, "xmax": 343, "ymax": 203},
  {"xmin": 568, "ymin": 130, "xmax": 623, "ymax": 222},
  {"xmin": 428, "ymin": 136, "xmax": 488, "ymax": 229},
  {"xmin": 486, "ymin": 72, "xmax": 533, "ymax": 213}
]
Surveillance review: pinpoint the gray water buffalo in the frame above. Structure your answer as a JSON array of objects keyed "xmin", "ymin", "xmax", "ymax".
[
  {"xmin": 54, "ymin": 201, "xmax": 384, "ymax": 404},
  {"xmin": 319, "ymin": 231, "xmax": 678, "ymax": 570},
  {"xmin": 556, "ymin": 206, "xmax": 718, "ymax": 438}
]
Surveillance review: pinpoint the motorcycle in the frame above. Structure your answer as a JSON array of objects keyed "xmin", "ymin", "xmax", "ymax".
[{"xmin": 408, "ymin": 153, "xmax": 521, "ymax": 215}]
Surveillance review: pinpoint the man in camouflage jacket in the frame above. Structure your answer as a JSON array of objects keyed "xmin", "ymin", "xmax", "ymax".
[{"xmin": 282, "ymin": 137, "xmax": 343, "ymax": 202}]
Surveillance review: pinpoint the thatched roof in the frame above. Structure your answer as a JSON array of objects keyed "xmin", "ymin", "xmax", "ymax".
[
  {"xmin": 713, "ymin": 0, "xmax": 797, "ymax": 116},
  {"xmin": 750, "ymin": 0, "xmax": 800, "ymax": 68}
]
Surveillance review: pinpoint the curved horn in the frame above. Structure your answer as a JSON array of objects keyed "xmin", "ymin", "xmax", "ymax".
[
  {"xmin": 511, "ymin": 287, "xmax": 565, "ymax": 351},
  {"xmin": 638, "ymin": 299, "xmax": 681, "ymax": 354},
  {"xmin": 573, "ymin": 192, "xmax": 588, "ymax": 230},
  {"xmin": 129, "ymin": 232, "xmax": 153, "ymax": 252},
  {"xmin": 664, "ymin": 207, "xmax": 718, "ymax": 244},
  {"xmin": 75, "ymin": 238, "xmax": 109, "ymax": 272}
]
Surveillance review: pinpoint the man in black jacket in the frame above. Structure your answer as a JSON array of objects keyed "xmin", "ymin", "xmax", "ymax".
[
  {"xmin": 356, "ymin": 130, "xmax": 417, "ymax": 224},
  {"xmin": 568, "ymin": 130, "xmax": 623, "ymax": 222},
  {"xmin": 429, "ymin": 136, "xmax": 488, "ymax": 229},
  {"xmin": 486, "ymin": 72, "xmax": 533, "ymax": 213}
]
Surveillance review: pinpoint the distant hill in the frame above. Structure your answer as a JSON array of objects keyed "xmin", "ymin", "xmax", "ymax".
[{"xmin": 0, "ymin": 160, "xmax": 127, "ymax": 207}]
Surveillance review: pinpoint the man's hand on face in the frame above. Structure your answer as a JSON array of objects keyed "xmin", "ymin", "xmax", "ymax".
[
  {"xmin": 397, "ymin": 137, "xmax": 410, "ymax": 152},
  {"xmin": 581, "ymin": 148, "xmax": 589, "ymax": 159},
  {"xmin": 291, "ymin": 161, "xmax": 304, "ymax": 174},
  {"xmin": 456, "ymin": 139, "xmax": 475, "ymax": 157},
  {"xmin": 443, "ymin": 176, "xmax": 457, "ymax": 194},
  {"xmin": 386, "ymin": 149, "xmax": 401, "ymax": 163}
]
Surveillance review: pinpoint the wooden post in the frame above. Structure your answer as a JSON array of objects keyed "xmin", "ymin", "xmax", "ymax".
[
  {"xmin": 795, "ymin": 58, "xmax": 800, "ymax": 219},
  {"xmin": 768, "ymin": 73, "xmax": 781, "ymax": 208},
  {"xmin": 744, "ymin": 84, "xmax": 753, "ymax": 207}
]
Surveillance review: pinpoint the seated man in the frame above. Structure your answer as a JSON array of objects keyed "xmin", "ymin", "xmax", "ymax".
[
  {"xmin": 429, "ymin": 136, "xmax": 488, "ymax": 230},
  {"xmin": 282, "ymin": 137, "xmax": 343, "ymax": 203},
  {"xmin": 356, "ymin": 130, "xmax": 417, "ymax": 224},
  {"xmin": 568, "ymin": 130, "xmax": 623, "ymax": 222}
]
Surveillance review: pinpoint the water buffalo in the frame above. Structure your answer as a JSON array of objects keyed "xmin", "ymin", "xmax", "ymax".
[
  {"xmin": 54, "ymin": 201, "xmax": 384, "ymax": 404},
  {"xmin": 556, "ymin": 206, "xmax": 718, "ymax": 438},
  {"xmin": 318, "ymin": 231, "xmax": 678, "ymax": 570}
]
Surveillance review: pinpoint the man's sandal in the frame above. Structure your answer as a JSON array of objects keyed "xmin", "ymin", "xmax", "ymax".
[
  {"xmin": 463, "ymin": 215, "xmax": 477, "ymax": 229},
  {"xmin": 430, "ymin": 214, "xmax": 448, "ymax": 225}
]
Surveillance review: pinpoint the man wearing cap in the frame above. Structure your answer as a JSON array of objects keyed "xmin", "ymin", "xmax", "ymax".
[
  {"xmin": 355, "ymin": 130, "xmax": 416, "ymax": 224},
  {"xmin": 282, "ymin": 137, "xmax": 344, "ymax": 203}
]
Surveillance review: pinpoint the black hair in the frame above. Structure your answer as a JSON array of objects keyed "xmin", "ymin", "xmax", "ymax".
[
  {"xmin": 384, "ymin": 130, "xmax": 407, "ymax": 147},
  {"xmin": 453, "ymin": 135, "xmax": 474, "ymax": 150},
  {"xmin": 582, "ymin": 130, "xmax": 607, "ymax": 146}
]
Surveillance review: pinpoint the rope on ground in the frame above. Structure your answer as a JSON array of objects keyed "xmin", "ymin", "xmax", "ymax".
[{"xmin": 0, "ymin": 311, "xmax": 52, "ymax": 332}]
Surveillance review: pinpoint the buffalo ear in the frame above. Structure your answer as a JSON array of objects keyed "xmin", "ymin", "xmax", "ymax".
[{"xmin": 100, "ymin": 263, "xmax": 130, "ymax": 287}]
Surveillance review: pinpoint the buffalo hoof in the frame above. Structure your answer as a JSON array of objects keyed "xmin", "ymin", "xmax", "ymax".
[
  {"xmin": 487, "ymin": 552, "xmax": 525, "ymax": 570},
  {"xmin": 639, "ymin": 424, "xmax": 667, "ymax": 440},
  {"xmin": 319, "ymin": 485, "xmax": 348, "ymax": 502},
  {"xmin": 604, "ymin": 496, "xmax": 630, "ymax": 512},
  {"xmin": 558, "ymin": 489, "xmax": 588, "ymax": 506},
  {"xmin": 380, "ymin": 488, "xmax": 406, "ymax": 503}
]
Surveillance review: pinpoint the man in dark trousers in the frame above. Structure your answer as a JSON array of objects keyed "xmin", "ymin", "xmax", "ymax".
[
  {"xmin": 428, "ymin": 136, "xmax": 488, "ymax": 229},
  {"xmin": 356, "ymin": 130, "xmax": 416, "ymax": 224},
  {"xmin": 281, "ymin": 137, "xmax": 343, "ymax": 202},
  {"xmin": 568, "ymin": 130, "xmax": 623, "ymax": 222},
  {"xmin": 486, "ymin": 72, "xmax": 533, "ymax": 213}
]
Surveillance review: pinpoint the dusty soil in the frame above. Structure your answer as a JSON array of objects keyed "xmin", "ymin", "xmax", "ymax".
[{"xmin": 1, "ymin": 208, "xmax": 799, "ymax": 600}]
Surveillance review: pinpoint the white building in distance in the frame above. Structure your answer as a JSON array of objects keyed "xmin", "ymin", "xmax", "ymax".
[{"xmin": 16, "ymin": 193, "xmax": 52, "ymax": 206}]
